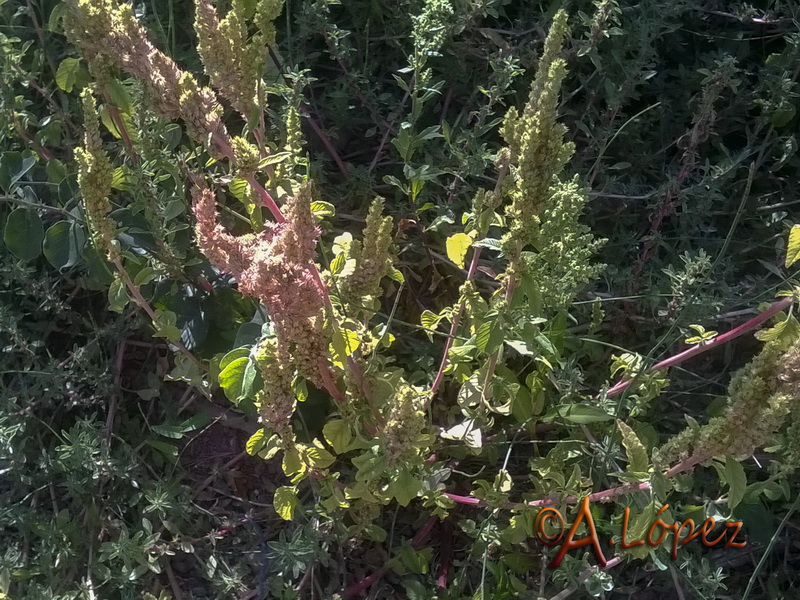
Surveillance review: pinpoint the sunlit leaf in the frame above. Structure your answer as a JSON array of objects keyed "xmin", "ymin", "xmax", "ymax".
[
  {"xmin": 725, "ymin": 456, "xmax": 747, "ymax": 510},
  {"xmin": 786, "ymin": 224, "xmax": 800, "ymax": 268},
  {"xmin": 273, "ymin": 486, "xmax": 299, "ymax": 520},
  {"xmin": 323, "ymin": 420, "xmax": 354, "ymax": 454},
  {"xmin": 329, "ymin": 327, "xmax": 360, "ymax": 369},
  {"xmin": 616, "ymin": 420, "xmax": 650, "ymax": 473},
  {"xmin": 446, "ymin": 232, "xmax": 472, "ymax": 269}
]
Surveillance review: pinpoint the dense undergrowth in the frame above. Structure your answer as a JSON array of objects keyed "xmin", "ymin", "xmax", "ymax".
[{"xmin": 2, "ymin": 0, "xmax": 800, "ymax": 599}]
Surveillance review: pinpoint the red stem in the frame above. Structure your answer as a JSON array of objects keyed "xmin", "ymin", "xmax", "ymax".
[
  {"xmin": 436, "ymin": 518, "xmax": 453, "ymax": 590},
  {"xmin": 213, "ymin": 134, "xmax": 236, "ymax": 163},
  {"xmin": 244, "ymin": 173, "xmax": 285, "ymax": 223},
  {"xmin": 475, "ymin": 268, "xmax": 518, "ymax": 402},
  {"xmin": 604, "ymin": 296, "xmax": 793, "ymax": 398},
  {"xmin": 301, "ymin": 107, "xmax": 348, "ymax": 176},
  {"xmin": 265, "ymin": 45, "xmax": 348, "ymax": 177},
  {"xmin": 244, "ymin": 172, "xmax": 375, "ymax": 407},
  {"xmin": 429, "ymin": 244, "xmax": 486, "ymax": 400},
  {"xmin": 441, "ymin": 453, "xmax": 706, "ymax": 511},
  {"xmin": 104, "ymin": 99, "xmax": 139, "ymax": 165},
  {"xmin": 343, "ymin": 567, "xmax": 388, "ymax": 598},
  {"xmin": 317, "ymin": 358, "xmax": 346, "ymax": 403},
  {"xmin": 438, "ymin": 298, "xmax": 796, "ymax": 513},
  {"xmin": 13, "ymin": 119, "xmax": 54, "ymax": 161},
  {"xmin": 428, "ymin": 158, "xmax": 510, "ymax": 404}
]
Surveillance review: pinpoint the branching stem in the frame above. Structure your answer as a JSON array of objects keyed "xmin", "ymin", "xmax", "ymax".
[{"xmin": 429, "ymin": 157, "xmax": 511, "ymax": 403}]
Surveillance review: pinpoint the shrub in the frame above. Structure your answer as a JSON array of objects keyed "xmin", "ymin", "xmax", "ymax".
[{"xmin": 3, "ymin": 0, "xmax": 800, "ymax": 597}]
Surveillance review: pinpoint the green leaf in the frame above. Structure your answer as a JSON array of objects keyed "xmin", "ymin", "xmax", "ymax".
[
  {"xmin": 472, "ymin": 238, "xmax": 503, "ymax": 252},
  {"xmin": 363, "ymin": 524, "xmax": 387, "ymax": 543},
  {"xmin": 257, "ymin": 151, "xmax": 292, "ymax": 169},
  {"xmin": 383, "ymin": 174, "xmax": 408, "ymax": 194},
  {"xmin": 152, "ymin": 309, "xmax": 182, "ymax": 343},
  {"xmin": 220, "ymin": 347, "xmax": 250, "ymax": 370},
  {"xmin": 46, "ymin": 159, "xmax": 67, "ymax": 184},
  {"xmin": 441, "ymin": 120, "xmax": 451, "ymax": 143},
  {"xmin": 725, "ymin": 456, "xmax": 747, "ymax": 510},
  {"xmin": 105, "ymin": 78, "xmax": 133, "ymax": 114},
  {"xmin": 145, "ymin": 440, "xmax": 178, "ymax": 460},
  {"xmin": 623, "ymin": 500, "xmax": 657, "ymax": 560},
  {"xmin": 786, "ymin": 225, "xmax": 800, "ymax": 268},
  {"xmin": 148, "ymin": 424, "xmax": 183, "ymax": 439},
  {"xmin": 420, "ymin": 309, "xmax": 443, "ymax": 341},
  {"xmin": 273, "ymin": 486, "xmax": 299, "ymax": 521},
  {"xmin": 43, "ymin": 221, "xmax": 85, "ymax": 270},
  {"xmin": 771, "ymin": 103, "xmax": 796, "ymax": 128},
  {"xmin": 495, "ymin": 469, "xmax": 513, "ymax": 492},
  {"xmin": 47, "ymin": 2, "xmax": 67, "ymax": 32},
  {"xmin": 163, "ymin": 198, "xmax": 185, "ymax": 220},
  {"xmin": 150, "ymin": 414, "xmax": 209, "ymax": 439},
  {"xmin": 425, "ymin": 214, "xmax": 455, "ymax": 232},
  {"xmin": 332, "ymin": 232, "xmax": 353, "ymax": 256},
  {"xmin": 532, "ymin": 331, "xmax": 557, "ymax": 357},
  {"xmin": 107, "ymin": 277, "xmax": 130, "ymax": 312},
  {"xmin": 391, "ymin": 125, "xmax": 415, "ymax": 161},
  {"xmin": 3, "ymin": 208, "xmax": 44, "ymax": 261},
  {"xmin": 323, "ymin": 420, "xmax": 354, "ymax": 454},
  {"xmin": 409, "ymin": 178, "xmax": 425, "ymax": 202},
  {"xmin": 282, "ymin": 446, "xmax": 305, "ymax": 477},
  {"xmin": 685, "ymin": 324, "xmax": 717, "ymax": 345},
  {"xmin": 133, "ymin": 266, "xmax": 157, "ymax": 286},
  {"xmin": 456, "ymin": 371, "xmax": 483, "ymax": 409},
  {"xmin": 0, "ymin": 152, "xmax": 36, "ymax": 192},
  {"xmin": 240, "ymin": 355, "xmax": 258, "ymax": 399},
  {"xmin": 505, "ymin": 339, "xmax": 534, "ymax": 356},
  {"xmin": 502, "ymin": 513, "xmax": 533, "ymax": 544},
  {"xmin": 246, "ymin": 430, "xmax": 282, "ymax": 460},
  {"xmin": 512, "ymin": 382, "xmax": 544, "ymax": 422},
  {"xmin": 688, "ymin": 324, "xmax": 706, "ymax": 336},
  {"xmin": 418, "ymin": 125, "xmax": 443, "ymax": 141},
  {"xmin": 161, "ymin": 123, "xmax": 183, "ymax": 150},
  {"xmin": 448, "ymin": 343, "xmax": 476, "ymax": 363},
  {"xmin": 246, "ymin": 429, "xmax": 265, "ymax": 455},
  {"xmin": 772, "ymin": 136, "xmax": 797, "ymax": 172},
  {"xmin": 755, "ymin": 315, "xmax": 800, "ymax": 343},
  {"xmin": 56, "ymin": 57, "xmax": 82, "ymax": 92},
  {"xmin": 304, "ymin": 445, "xmax": 335, "ymax": 469},
  {"xmin": 311, "ymin": 200, "xmax": 335, "ymax": 218},
  {"xmin": 292, "ymin": 376, "xmax": 308, "ymax": 402},
  {"xmin": 556, "ymin": 404, "xmax": 614, "ymax": 424},
  {"xmin": 388, "ymin": 266, "xmax": 405, "ymax": 283},
  {"xmin": 390, "ymin": 469, "xmax": 421, "ymax": 507},
  {"xmin": 446, "ymin": 232, "xmax": 472, "ymax": 268},
  {"xmin": 229, "ymin": 177, "xmax": 251, "ymax": 203},
  {"xmin": 99, "ymin": 105, "xmax": 137, "ymax": 142},
  {"xmin": 111, "ymin": 166, "xmax": 134, "ymax": 192},
  {"xmin": 440, "ymin": 420, "xmax": 482, "ymax": 450},
  {"xmin": 329, "ymin": 327, "xmax": 360, "ymax": 369},
  {"xmin": 218, "ymin": 357, "xmax": 251, "ymax": 403},
  {"xmin": 476, "ymin": 310, "xmax": 504, "ymax": 354},
  {"xmin": 178, "ymin": 412, "xmax": 210, "ymax": 432},
  {"xmin": 616, "ymin": 420, "xmax": 650, "ymax": 473},
  {"xmin": 330, "ymin": 254, "xmax": 356, "ymax": 277}
]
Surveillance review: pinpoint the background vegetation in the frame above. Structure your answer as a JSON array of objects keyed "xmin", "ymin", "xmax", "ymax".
[{"xmin": 1, "ymin": 0, "xmax": 800, "ymax": 598}]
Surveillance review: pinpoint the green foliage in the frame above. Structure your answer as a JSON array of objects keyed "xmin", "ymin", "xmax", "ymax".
[
  {"xmin": 2, "ymin": 0, "xmax": 800, "ymax": 597},
  {"xmin": 0, "ymin": 257, "xmax": 282, "ymax": 598}
]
